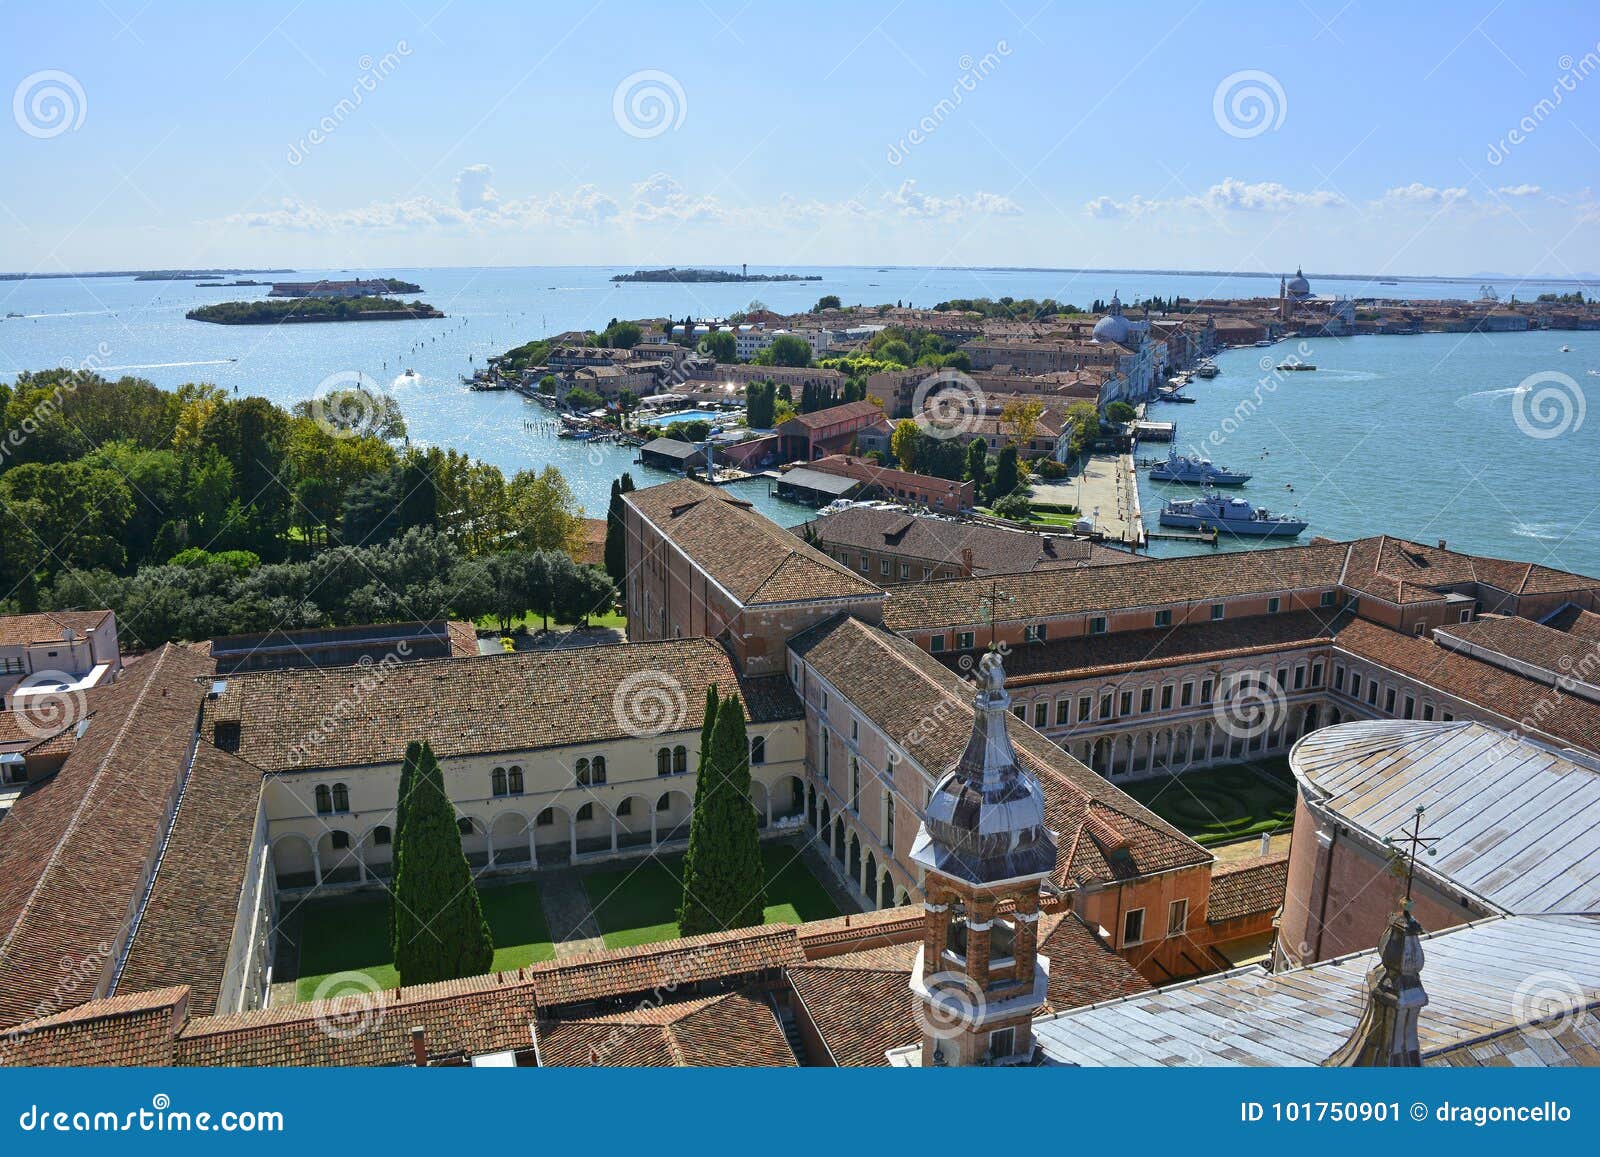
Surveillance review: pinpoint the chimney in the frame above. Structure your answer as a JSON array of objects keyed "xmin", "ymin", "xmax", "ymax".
[
  {"xmin": 960, "ymin": 547, "xmax": 974, "ymax": 574},
  {"xmin": 1437, "ymin": 539, "xmax": 1447, "ymax": 550},
  {"xmin": 1259, "ymin": 832, "xmax": 1272, "ymax": 856},
  {"xmin": 411, "ymin": 1026, "xmax": 428, "ymax": 1067}
]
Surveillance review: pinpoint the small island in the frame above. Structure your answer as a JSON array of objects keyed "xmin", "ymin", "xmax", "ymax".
[
  {"xmin": 610, "ymin": 267, "xmax": 822, "ymax": 283},
  {"xmin": 186, "ymin": 296, "xmax": 444, "ymax": 325}
]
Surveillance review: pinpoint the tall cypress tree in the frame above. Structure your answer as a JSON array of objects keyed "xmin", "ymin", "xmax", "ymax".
[
  {"xmin": 389, "ymin": 740, "xmax": 424, "ymax": 953},
  {"xmin": 602, "ymin": 472, "xmax": 634, "ymax": 588},
  {"xmin": 391, "ymin": 741, "xmax": 494, "ymax": 986},
  {"xmin": 678, "ymin": 695, "xmax": 767, "ymax": 935}
]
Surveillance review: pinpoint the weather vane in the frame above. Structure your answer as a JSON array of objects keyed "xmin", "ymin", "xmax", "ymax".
[
  {"xmin": 976, "ymin": 581, "xmax": 1012, "ymax": 652},
  {"xmin": 1385, "ymin": 806, "xmax": 1439, "ymax": 907}
]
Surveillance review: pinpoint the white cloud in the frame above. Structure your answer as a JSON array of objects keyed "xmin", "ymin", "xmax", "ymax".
[
  {"xmin": 453, "ymin": 163, "xmax": 498, "ymax": 211},
  {"xmin": 882, "ymin": 180, "xmax": 1022, "ymax": 219},
  {"xmin": 1082, "ymin": 178, "xmax": 1345, "ymax": 219},
  {"xmin": 1496, "ymin": 183, "xmax": 1542, "ymax": 197},
  {"xmin": 1381, "ymin": 182, "xmax": 1470, "ymax": 205}
]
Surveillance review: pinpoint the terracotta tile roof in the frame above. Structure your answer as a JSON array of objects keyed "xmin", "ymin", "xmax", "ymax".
[
  {"xmin": 1435, "ymin": 614, "xmax": 1600, "ymax": 682},
  {"xmin": 0, "ymin": 644, "xmax": 214, "ymax": 1029},
  {"xmin": 795, "ymin": 907, "xmax": 923, "ymax": 959},
  {"xmin": 0, "ymin": 609, "xmax": 113, "ymax": 649},
  {"xmin": 446, "ymin": 620, "xmax": 480, "ymax": 657},
  {"xmin": 203, "ymin": 637, "xmax": 800, "ymax": 772},
  {"xmin": 0, "ymin": 986, "xmax": 188, "ymax": 1066},
  {"xmin": 117, "ymin": 742, "xmax": 264, "ymax": 1015},
  {"xmin": 778, "ymin": 399, "xmax": 885, "ymax": 431},
  {"xmin": 789, "ymin": 615, "xmax": 1208, "ymax": 887},
  {"xmin": 1335, "ymin": 616, "xmax": 1600, "ymax": 751},
  {"xmin": 982, "ymin": 610, "xmax": 1343, "ymax": 686},
  {"xmin": 1545, "ymin": 605, "xmax": 1600, "ymax": 641},
  {"xmin": 788, "ymin": 943, "xmax": 918, "ymax": 1066},
  {"xmin": 884, "ymin": 541, "xmax": 1350, "ymax": 631},
  {"xmin": 803, "ymin": 508, "xmax": 1133, "ymax": 577},
  {"xmin": 625, "ymin": 479, "xmax": 883, "ymax": 606},
  {"xmin": 1037, "ymin": 913, "xmax": 1153, "ymax": 1011},
  {"xmin": 536, "ymin": 989, "xmax": 796, "ymax": 1066},
  {"xmin": 525, "ymin": 924, "xmax": 804, "ymax": 1009},
  {"xmin": 1340, "ymin": 536, "xmax": 1599, "ymax": 608},
  {"xmin": 1205, "ymin": 853, "xmax": 1290, "ymax": 924}
]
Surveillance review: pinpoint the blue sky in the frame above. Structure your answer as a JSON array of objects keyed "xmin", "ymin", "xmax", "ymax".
[{"xmin": 4, "ymin": 0, "xmax": 1598, "ymax": 276}]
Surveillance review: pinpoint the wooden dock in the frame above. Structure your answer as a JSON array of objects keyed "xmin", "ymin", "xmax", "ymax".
[{"xmin": 1147, "ymin": 527, "xmax": 1219, "ymax": 545}]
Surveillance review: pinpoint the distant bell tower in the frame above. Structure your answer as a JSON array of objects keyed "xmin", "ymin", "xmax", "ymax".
[
  {"xmin": 906, "ymin": 649, "xmax": 1057, "ymax": 1066},
  {"xmin": 742, "ymin": 263, "xmax": 748, "ymax": 278}
]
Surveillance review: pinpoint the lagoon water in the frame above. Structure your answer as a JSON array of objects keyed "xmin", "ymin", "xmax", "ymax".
[{"xmin": 2, "ymin": 265, "xmax": 1597, "ymax": 574}]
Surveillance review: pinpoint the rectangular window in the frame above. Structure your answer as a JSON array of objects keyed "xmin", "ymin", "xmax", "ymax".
[
  {"xmin": 1414, "ymin": 621, "xmax": 1427, "ymax": 636},
  {"xmin": 1012, "ymin": 705, "xmax": 1026, "ymax": 720},
  {"xmin": 1268, "ymin": 597, "xmax": 1281, "ymax": 615},
  {"xmin": 1334, "ymin": 665, "xmax": 1345, "ymax": 691},
  {"xmin": 1422, "ymin": 703, "xmax": 1435, "ymax": 721},
  {"xmin": 1367, "ymin": 680, "xmax": 1379, "ymax": 706},
  {"xmin": 900, "ymin": 564, "xmax": 911, "ymax": 580},
  {"xmin": 956, "ymin": 631, "xmax": 976, "ymax": 650},
  {"xmin": 1167, "ymin": 899, "xmax": 1188, "ymax": 937},
  {"xmin": 1033, "ymin": 702, "xmax": 1047, "ymax": 727},
  {"xmin": 1122, "ymin": 908, "xmax": 1145, "ymax": 946},
  {"xmin": 750, "ymin": 735, "xmax": 766, "ymax": 764},
  {"xmin": 1055, "ymin": 699, "xmax": 1070, "ymax": 726},
  {"xmin": 880, "ymin": 559, "xmax": 891, "ymax": 576},
  {"xmin": 859, "ymin": 553, "xmax": 869, "ymax": 573},
  {"xmin": 1320, "ymin": 590, "xmax": 1337, "ymax": 608},
  {"xmin": 1078, "ymin": 696, "xmax": 1091, "ymax": 723},
  {"xmin": 1140, "ymin": 687, "xmax": 1153, "ymax": 713},
  {"xmin": 1210, "ymin": 604, "xmax": 1225, "ymax": 621},
  {"xmin": 1024, "ymin": 623, "xmax": 1048, "ymax": 643},
  {"xmin": 930, "ymin": 634, "xmax": 946, "ymax": 653},
  {"xmin": 923, "ymin": 567, "xmax": 933, "ymax": 580},
  {"xmin": 1403, "ymin": 695, "xmax": 1415, "ymax": 720},
  {"xmin": 1442, "ymin": 711, "xmax": 1453, "ymax": 722},
  {"xmin": 821, "ymin": 690, "xmax": 828, "ymax": 712},
  {"xmin": 1200, "ymin": 679, "xmax": 1213, "ymax": 704},
  {"xmin": 1459, "ymin": 609, "xmax": 1471, "ymax": 623},
  {"xmin": 1119, "ymin": 691, "xmax": 1133, "ymax": 717},
  {"xmin": 1099, "ymin": 694, "xmax": 1113, "ymax": 720},
  {"xmin": 1162, "ymin": 685, "xmax": 1174, "ymax": 710},
  {"xmin": 989, "ymin": 1028, "xmax": 1016, "ymax": 1061},
  {"xmin": 1154, "ymin": 609, "xmax": 1171, "ymax": 628},
  {"xmin": 1180, "ymin": 682, "xmax": 1193, "ymax": 708},
  {"xmin": 1089, "ymin": 616, "xmax": 1108, "ymax": 635},
  {"xmin": 1311, "ymin": 663, "xmax": 1323, "ymax": 687},
  {"xmin": 1293, "ymin": 666, "xmax": 1305, "ymax": 690},
  {"xmin": 1385, "ymin": 688, "xmax": 1397, "ymax": 713},
  {"xmin": 1350, "ymin": 672, "xmax": 1361, "ymax": 696}
]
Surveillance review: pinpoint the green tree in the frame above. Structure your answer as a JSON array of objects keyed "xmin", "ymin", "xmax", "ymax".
[
  {"xmin": 745, "ymin": 380, "xmax": 777, "ymax": 428},
  {"xmin": 964, "ymin": 437, "xmax": 989, "ymax": 489},
  {"xmin": 765, "ymin": 334, "xmax": 812, "ymax": 368},
  {"xmin": 890, "ymin": 418, "xmax": 921, "ymax": 471},
  {"xmin": 390, "ymin": 741, "xmax": 494, "ymax": 986},
  {"xmin": 603, "ymin": 472, "xmax": 634, "ymax": 587},
  {"xmin": 1105, "ymin": 401, "xmax": 1137, "ymax": 424},
  {"xmin": 700, "ymin": 330, "xmax": 736, "ymax": 363},
  {"xmin": 389, "ymin": 740, "xmax": 424, "ymax": 954},
  {"xmin": 678, "ymin": 694, "xmax": 767, "ymax": 935},
  {"xmin": 507, "ymin": 465, "xmax": 585, "ymax": 556},
  {"xmin": 989, "ymin": 444, "xmax": 1021, "ymax": 502},
  {"xmin": 814, "ymin": 295, "xmax": 842, "ymax": 311}
]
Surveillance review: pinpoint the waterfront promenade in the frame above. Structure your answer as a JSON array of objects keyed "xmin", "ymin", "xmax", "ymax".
[{"xmin": 1037, "ymin": 451, "xmax": 1143, "ymax": 547}]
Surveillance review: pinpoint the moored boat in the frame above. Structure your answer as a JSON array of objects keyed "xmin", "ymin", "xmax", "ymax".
[
  {"xmin": 1158, "ymin": 492, "xmax": 1306, "ymax": 537},
  {"xmin": 1149, "ymin": 449, "xmax": 1251, "ymax": 486}
]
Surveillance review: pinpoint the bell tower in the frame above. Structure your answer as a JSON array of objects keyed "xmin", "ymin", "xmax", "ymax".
[{"xmin": 906, "ymin": 649, "xmax": 1057, "ymax": 1066}]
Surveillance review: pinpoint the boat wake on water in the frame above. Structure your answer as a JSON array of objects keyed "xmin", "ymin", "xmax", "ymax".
[{"xmin": 97, "ymin": 359, "xmax": 239, "ymax": 371}]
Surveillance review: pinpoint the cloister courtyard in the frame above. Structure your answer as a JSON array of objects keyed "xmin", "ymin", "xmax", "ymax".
[
  {"xmin": 278, "ymin": 841, "xmax": 839, "ymax": 1000},
  {"xmin": 1119, "ymin": 758, "xmax": 1298, "ymax": 847}
]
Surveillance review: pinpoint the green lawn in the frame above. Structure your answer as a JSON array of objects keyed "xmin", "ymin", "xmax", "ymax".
[
  {"xmin": 473, "ymin": 610, "xmax": 626, "ymax": 633},
  {"xmin": 581, "ymin": 844, "xmax": 840, "ymax": 949},
  {"xmin": 1120, "ymin": 759, "xmax": 1297, "ymax": 847},
  {"xmin": 292, "ymin": 879, "xmax": 555, "ymax": 1000}
]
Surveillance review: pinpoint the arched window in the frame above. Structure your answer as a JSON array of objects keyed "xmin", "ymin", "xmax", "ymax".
[
  {"xmin": 618, "ymin": 798, "xmax": 633, "ymax": 817},
  {"xmin": 750, "ymin": 736, "xmax": 766, "ymax": 765},
  {"xmin": 575, "ymin": 758, "xmax": 590, "ymax": 786},
  {"xmin": 591, "ymin": 756, "xmax": 607, "ymax": 784},
  {"xmin": 372, "ymin": 825, "xmax": 392, "ymax": 846},
  {"xmin": 492, "ymin": 767, "xmax": 507, "ymax": 796},
  {"xmin": 536, "ymin": 808, "xmax": 554, "ymax": 826},
  {"xmin": 508, "ymin": 766, "xmax": 524, "ymax": 795},
  {"xmin": 332, "ymin": 783, "xmax": 350, "ymax": 813},
  {"xmin": 330, "ymin": 830, "xmax": 350, "ymax": 850},
  {"xmin": 457, "ymin": 817, "xmax": 474, "ymax": 836},
  {"xmin": 657, "ymin": 747, "xmax": 671, "ymax": 777},
  {"xmin": 672, "ymin": 745, "xmax": 688, "ymax": 774},
  {"xmin": 315, "ymin": 784, "xmax": 333, "ymax": 815},
  {"xmin": 656, "ymin": 793, "xmax": 672, "ymax": 812},
  {"xmin": 576, "ymin": 803, "xmax": 594, "ymax": 822}
]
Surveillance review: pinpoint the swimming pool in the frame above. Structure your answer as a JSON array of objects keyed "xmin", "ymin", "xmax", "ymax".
[{"xmin": 637, "ymin": 409, "xmax": 729, "ymax": 426}]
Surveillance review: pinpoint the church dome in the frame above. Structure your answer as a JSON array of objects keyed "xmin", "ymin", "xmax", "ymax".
[
  {"xmin": 1092, "ymin": 313, "xmax": 1130, "ymax": 344},
  {"xmin": 1287, "ymin": 267, "xmax": 1311, "ymax": 297}
]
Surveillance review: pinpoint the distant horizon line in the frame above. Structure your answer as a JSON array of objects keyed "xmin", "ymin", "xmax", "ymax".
[{"xmin": 3, "ymin": 263, "xmax": 1594, "ymax": 286}]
